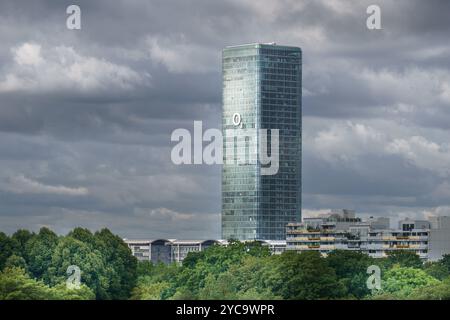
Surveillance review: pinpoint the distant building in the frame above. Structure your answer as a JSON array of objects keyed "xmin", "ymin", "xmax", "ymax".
[
  {"xmin": 124, "ymin": 238, "xmax": 286, "ymax": 264},
  {"xmin": 124, "ymin": 239, "xmax": 218, "ymax": 264},
  {"xmin": 286, "ymin": 210, "xmax": 450, "ymax": 261},
  {"xmin": 125, "ymin": 213, "xmax": 450, "ymax": 263},
  {"xmin": 170, "ymin": 240, "xmax": 218, "ymax": 263},
  {"xmin": 124, "ymin": 239, "xmax": 172, "ymax": 264},
  {"xmin": 262, "ymin": 240, "xmax": 287, "ymax": 255},
  {"xmin": 428, "ymin": 216, "xmax": 450, "ymax": 261}
]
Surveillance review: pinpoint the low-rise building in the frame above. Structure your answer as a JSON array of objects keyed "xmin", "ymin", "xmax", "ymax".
[
  {"xmin": 263, "ymin": 240, "xmax": 287, "ymax": 255},
  {"xmin": 170, "ymin": 240, "xmax": 218, "ymax": 263},
  {"xmin": 124, "ymin": 238, "xmax": 286, "ymax": 263},
  {"xmin": 124, "ymin": 239, "xmax": 218, "ymax": 264},
  {"xmin": 125, "ymin": 212, "xmax": 450, "ymax": 263},
  {"xmin": 124, "ymin": 239, "xmax": 172, "ymax": 264},
  {"xmin": 428, "ymin": 216, "xmax": 450, "ymax": 261},
  {"xmin": 286, "ymin": 210, "xmax": 448, "ymax": 261}
]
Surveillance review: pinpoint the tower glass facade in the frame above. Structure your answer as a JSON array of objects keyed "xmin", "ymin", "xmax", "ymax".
[{"xmin": 222, "ymin": 43, "xmax": 302, "ymax": 240}]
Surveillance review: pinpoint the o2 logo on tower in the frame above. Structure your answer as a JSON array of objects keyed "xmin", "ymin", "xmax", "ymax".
[{"xmin": 232, "ymin": 113, "xmax": 242, "ymax": 127}]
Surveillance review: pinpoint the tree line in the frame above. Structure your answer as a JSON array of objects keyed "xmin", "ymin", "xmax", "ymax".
[
  {"xmin": 0, "ymin": 227, "xmax": 137, "ymax": 299},
  {"xmin": 131, "ymin": 240, "xmax": 450, "ymax": 300},
  {"xmin": 1, "ymin": 227, "xmax": 450, "ymax": 299}
]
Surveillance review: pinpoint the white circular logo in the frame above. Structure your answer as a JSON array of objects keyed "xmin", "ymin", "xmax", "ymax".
[{"xmin": 232, "ymin": 113, "xmax": 241, "ymax": 126}]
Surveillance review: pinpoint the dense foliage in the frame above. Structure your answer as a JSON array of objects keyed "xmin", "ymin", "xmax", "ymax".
[
  {"xmin": 0, "ymin": 227, "xmax": 137, "ymax": 300},
  {"xmin": 2, "ymin": 228, "xmax": 450, "ymax": 300},
  {"xmin": 131, "ymin": 241, "xmax": 450, "ymax": 300},
  {"xmin": 132, "ymin": 242, "xmax": 450, "ymax": 299}
]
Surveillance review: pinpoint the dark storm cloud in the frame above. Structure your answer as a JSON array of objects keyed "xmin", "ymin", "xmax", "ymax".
[{"xmin": 0, "ymin": 0, "xmax": 449, "ymax": 237}]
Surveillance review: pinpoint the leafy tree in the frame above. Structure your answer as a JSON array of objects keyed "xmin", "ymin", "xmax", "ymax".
[
  {"xmin": 369, "ymin": 292, "xmax": 399, "ymax": 300},
  {"xmin": 199, "ymin": 273, "xmax": 238, "ymax": 299},
  {"xmin": 385, "ymin": 251, "xmax": 423, "ymax": 269},
  {"xmin": 4, "ymin": 254, "xmax": 28, "ymax": 270},
  {"xmin": 68, "ymin": 228, "xmax": 96, "ymax": 246},
  {"xmin": 0, "ymin": 232, "xmax": 15, "ymax": 271},
  {"xmin": 440, "ymin": 255, "xmax": 450, "ymax": 272},
  {"xmin": 132, "ymin": 261, "xmax": 180, "ymax": 300},
  {"xmin": 198, "ymin": 265, "xmax": 281, "ymax": 300},
  {"xmin": 269, "ymin": 251, "xmax": 346, "ymax": 299},
  {"xmin": 50, "ymin": 283, "xmax": 96, "ymax": 300},
  {"xmin": 46, "ymin": 236, "xmax": 110, "ymax": 299},
  {"xmin": 169, "ymin": 241, "xmax": 270, "ymax": 298},
  {"xmin": 380, "ymin": 266, "xmax": 440, "ymax": 298},
  {"xmin": 137, "ymin": 261, "xmax": 179, "ymax": 283},
  {"xmin": 409, "ymin": 277, "xmax": 450, "ymax": 300},
  {"xmin": 424, "ymin": 261, "xmax": 450, "ymax": 281},
  {"xmin": 222, "ymin": 255, "xmax": 273, "ymax": 295},
  {"xmin": 11, "ymin": 229, "xmax": 34, "ymax": 259},
  {"xmin": 157, "ymin": 242, "xmax": 347, "ymax": 300},
  {"xmin": 137, "ymin": 260, "xmax": 154, "ymax": 277},
  {"xmin": 235, "ymin": 287, "xmax": 282, "ymax": 300},
  {"xmin": 326, "ymin": 250, "xmax": 375, "ymax": 298},
  {"xmin": 6, "ymin": 226, "xmax": 450, "ymax": 301},
  {"xmin": 38, "ymin": 227, "xmax": 139, "ymax": 300},
  {"xmin": 170, "ymin": 287, "xmax": 197, "ymax": 300},
  {"xmin": 0, "ymin": 267, "xmax": 94, "ymax": 300},
  {"xmin": 0, "ymin": 267, "xmax": 56, "ymax": 300},
  {"xmin": 25, "ymin": 227, "xmax": 59, "ymax": 279},
  {"xmin": 1, "ymin": 227, "xmax": 138, "ymax": 300},
  {"xmin": 130, "ymin": 279, "xmax": 170, "ymax": 300},
  {"xmin": 93, "ymin": 228, "xmax": 138, "ymax": 299}
]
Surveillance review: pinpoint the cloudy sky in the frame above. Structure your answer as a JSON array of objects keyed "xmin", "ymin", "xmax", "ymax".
[{"xmin": 0, "ymin": 0, "xmax": 449, "ymax": 238}]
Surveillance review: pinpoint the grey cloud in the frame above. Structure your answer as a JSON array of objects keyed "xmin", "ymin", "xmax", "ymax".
[{"xmin": 0, "ymin": 0, "xmax": 449, "ymax": 237}]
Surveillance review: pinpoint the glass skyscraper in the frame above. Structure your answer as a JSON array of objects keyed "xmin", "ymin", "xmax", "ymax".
[{"xmin": 222, "ymin": 43, "xmax": 302, "ymax": 240}]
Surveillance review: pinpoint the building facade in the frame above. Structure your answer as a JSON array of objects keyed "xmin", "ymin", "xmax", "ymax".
[
  {"xmin": 124, "ymin": 239, "xmax": 286, "ymax": 264},
  {"xmin": 124, "ymin": 239, "xmax": 219, "ymax": 264},
  {"xmin": 285, "ymin": 210, "xmax": 450, "ymax": 261},
  {"xmin": 125, "ymin": 214, "xmax": 449, "ymax": 263},
  {"xmin": 170, "ymin": 240, "xmax": 218, "ymax": 263},
  {"xmin": 428, "ymin": 216, "xmax": 450, "ymax": 261},
  {"xmin": 222, "ymin": 43, "xmax": 302, "ymax": 241}
]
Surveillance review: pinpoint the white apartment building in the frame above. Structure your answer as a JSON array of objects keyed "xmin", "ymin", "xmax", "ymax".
[
  {"xmin": 428, "ymin": 216, "xmax": 450, "ymax": 261},
  {"xmin": 286, "ymin": 210, "xmax": 449, "ymax": 261}
]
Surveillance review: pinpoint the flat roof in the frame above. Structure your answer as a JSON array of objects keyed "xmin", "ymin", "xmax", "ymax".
[
  {"xmin": 124, "ymin": 239, "xmax": 219, "ymax": 245},
  {"xmin": 224, "ymin": 43, "xmax": 301, "ymax": 51}
]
